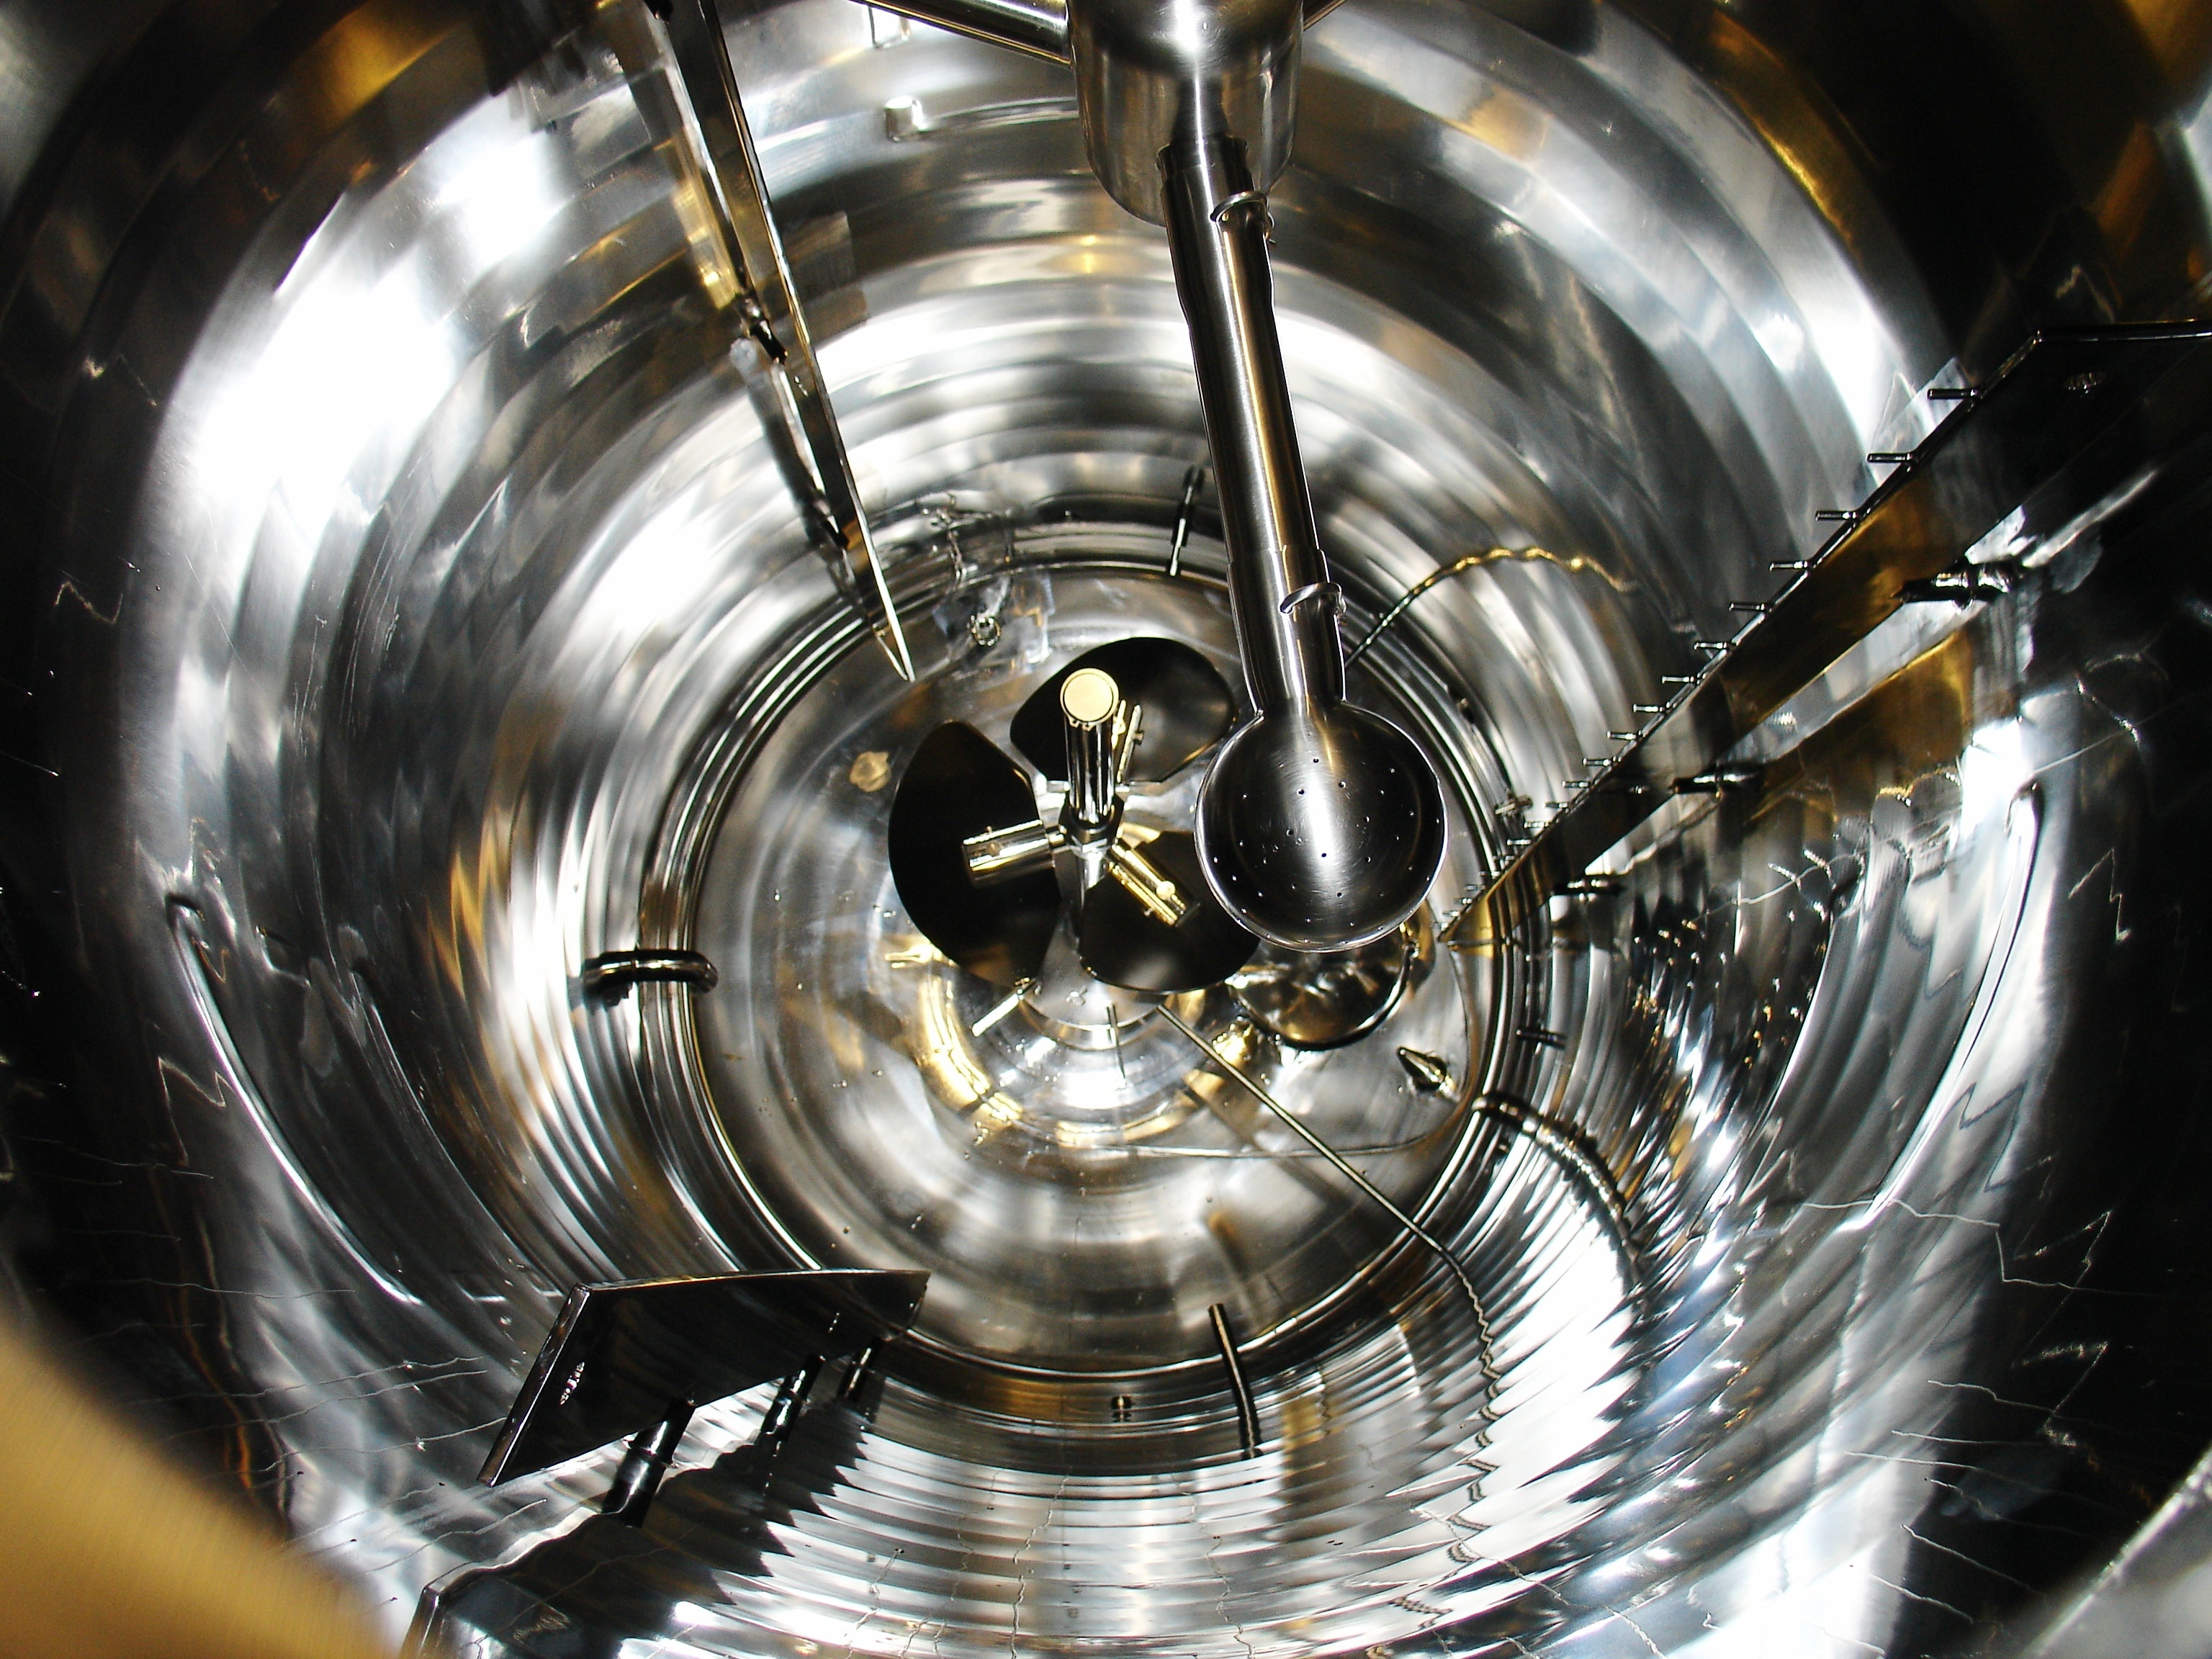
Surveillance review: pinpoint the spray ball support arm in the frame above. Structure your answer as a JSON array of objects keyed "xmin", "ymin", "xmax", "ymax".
[{"xmin": 1159, "ymin": 138, "xmax": 1444, "ymax": 948}]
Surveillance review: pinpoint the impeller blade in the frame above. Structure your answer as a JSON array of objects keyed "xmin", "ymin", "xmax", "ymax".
[
  {"xmin": 1079, "ymin": 831, "xmax": 1257, "ymax": 993},
  {"xmin": 888, "ymin": 723, "xmax": 1060, "ymax": 988},
  {"xmin": 1011, "ymin": 639, "xmax": 1234, "ymax": 784}
]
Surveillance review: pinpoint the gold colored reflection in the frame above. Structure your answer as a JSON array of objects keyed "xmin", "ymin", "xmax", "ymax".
[{"xmin": 0, "ymin": 1319, "xmax": 397, "ymax": 1659}]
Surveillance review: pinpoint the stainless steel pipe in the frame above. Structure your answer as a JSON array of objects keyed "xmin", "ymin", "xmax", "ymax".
[
  {"xmin": 896, "ymin": 0, "xmax": 1449, "ymax": 947},
  {"xmin": 874, "ymin": 0, "xmax": 1072, "ymax": 60},
  {"xmin": 1163, "ymin": 132, "xmax": 1444, "ymax": 947},
  {"xmin": 1162, "ymin": 138, "xmax": 1334, "ymax": 713},
  {"xmin": 1056, "ymin": 665, "xmax": 1122, "ymax": 837}
]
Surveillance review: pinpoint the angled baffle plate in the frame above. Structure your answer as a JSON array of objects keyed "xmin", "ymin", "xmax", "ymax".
[{"xmin": 479, "ymin": 1269, "xmax": 928, "ymax": 1525}]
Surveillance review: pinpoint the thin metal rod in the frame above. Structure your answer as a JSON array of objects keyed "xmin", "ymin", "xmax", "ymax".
[
  {"xmin": 1208, "ymin": 1303, "xmax": 1260, "ymax": 1457},
  {"xmin": 837, "ymin": 1344, "xmax": 879, "ymax": 1401},
  {"xmin": 970, "ymin": 978, "xmax": 1033, "ymax": 1036},
  {"xmin": 1166, "ymin": 462, "xmax": 1204, "ymax": 577},
  {"xmin": 868, "ymin": 0, "xmax": 1069, "ymax": 60},
  {"xmin": 1160, "ymin": 1007, "xmax": 1485, "ymax": 1322},
  {"xmin": 657, "ymin": 0, "xmax": 914, "ymax": 680}
]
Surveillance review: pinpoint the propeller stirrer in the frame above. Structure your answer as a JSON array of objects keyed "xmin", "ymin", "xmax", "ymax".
[{"xmin": 889, "ymin": 642, "xmax": 1257, "ymax": 994}]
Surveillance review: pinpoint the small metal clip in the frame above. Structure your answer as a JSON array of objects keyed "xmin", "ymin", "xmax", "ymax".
[
  {"xmin": 1210, "ymin": 190, "xmax": 1274, "ymax": 241},
  {"xmin": 582, "ymin": 950, "xmax": 719, "ymax": 1003},
  {"xmin": 1166, "ymin": 462, "xmax": 1205, "ymax": 577},
  {"xmin": 1277, "ymin": 581, "xmax": 1344, "ymax": 617},
  {"xmin": 1899, "ymin": 559, "xmax": 2023, "ymax": 606}
]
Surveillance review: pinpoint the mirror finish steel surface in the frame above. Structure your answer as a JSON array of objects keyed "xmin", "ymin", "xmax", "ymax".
[
  {"xmin": 1, "ymin": 2, "xmax": 2211, "ymax": 1657},
  {"xmin": 1068, "ymin": 0, "xmax": 1302, "ymax": 222}
]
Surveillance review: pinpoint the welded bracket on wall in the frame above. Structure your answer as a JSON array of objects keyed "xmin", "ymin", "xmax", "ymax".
[
  {"xmin": 1449, "ymin": 324, "xmax": 2212, "ymax": 946},
  {"xmin": 650, "ymin": 0, "xmax": 915, "ymax": 680},
  {"xmin": 580, "ymin": 947, "xmax": 719, "ymax": 1002}
]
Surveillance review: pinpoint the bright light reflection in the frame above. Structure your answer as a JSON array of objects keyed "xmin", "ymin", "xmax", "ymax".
[
  {"xmin": 1955, "ymin": 719, "xmax": 2033, "ymax": 842},
  {"xmin": 197, "ymin": 258, "xmax": 455, "ymax": 546},
  {"xmin": 437, "ymin": 129, "xmax": 566, "ymax": 274},
  {"xmin": 192, "ymin": 119, "xmax": 565, "ymax": 552},
  {"xmin": 1750, "ymin": 307, "xmax": 1805, "ymax": 374}
]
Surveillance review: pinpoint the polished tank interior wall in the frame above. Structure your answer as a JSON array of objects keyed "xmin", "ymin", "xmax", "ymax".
[{"xmin": 3, "ymin": 1, "xmax": 2212, "ymax": 1655}]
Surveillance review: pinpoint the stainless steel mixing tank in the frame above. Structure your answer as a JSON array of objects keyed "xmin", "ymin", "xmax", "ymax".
[{"xmin": 2, "ymin": 1, "xmax": 2212, "ymax": 1655}]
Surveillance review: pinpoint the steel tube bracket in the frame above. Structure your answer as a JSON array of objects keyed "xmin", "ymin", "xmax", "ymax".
[{"xmin": 1449, "ymin": 325, "xmax": 2212, "ymax": 948}]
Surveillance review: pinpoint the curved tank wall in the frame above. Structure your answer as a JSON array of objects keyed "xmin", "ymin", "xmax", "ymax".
[{"xmin": 1, "ymin": 1, "xmax": 2211, "ymax": 1655}]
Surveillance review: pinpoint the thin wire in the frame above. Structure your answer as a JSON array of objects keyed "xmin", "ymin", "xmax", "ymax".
[
  {"xmin": 1109, "ymin": 1135, "xmax": 1443, "ymax": 1159},
  {"xmin": 1346, "ymin": 545, "xmax": 1622, "ymax": 670}
]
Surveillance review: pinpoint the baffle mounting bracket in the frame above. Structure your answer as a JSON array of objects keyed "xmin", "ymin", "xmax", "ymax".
[{"xmin": 1450, "ymin": 323, "xmax": 2212, "ymax": 945}]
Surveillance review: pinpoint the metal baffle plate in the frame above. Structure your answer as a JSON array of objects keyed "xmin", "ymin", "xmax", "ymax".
[{"xmin": 478, "ymin": 1269, "xmax": 929, "ymax": 1485}]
